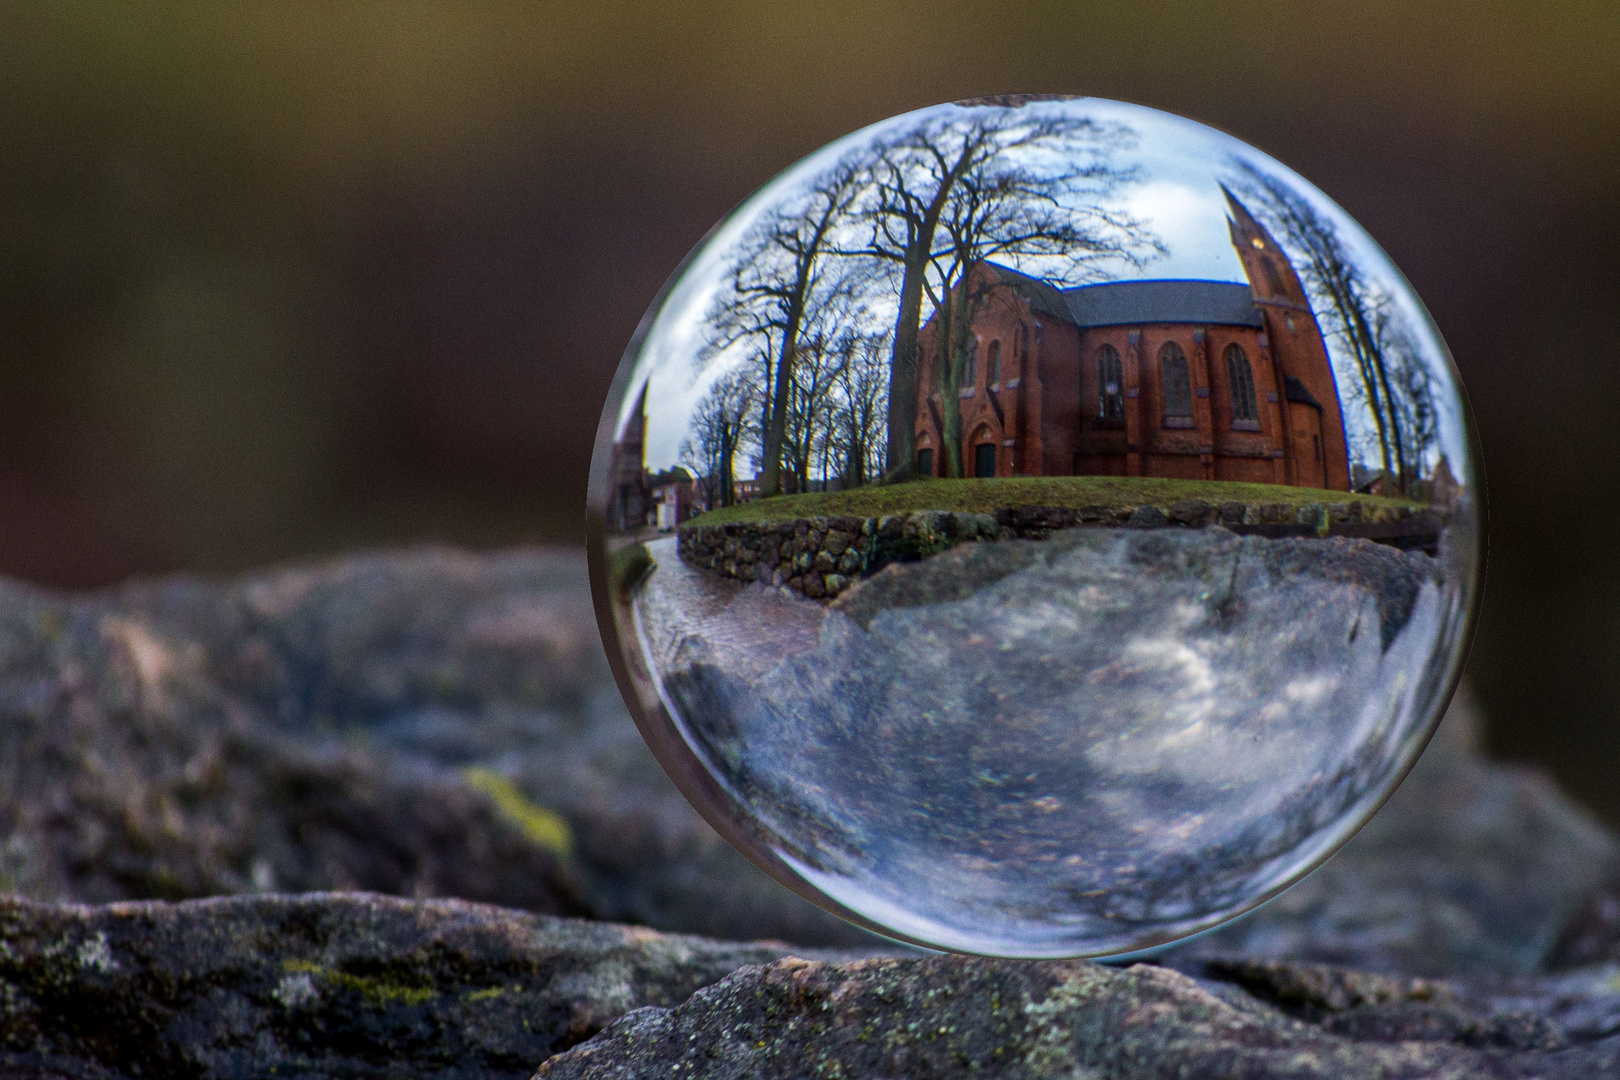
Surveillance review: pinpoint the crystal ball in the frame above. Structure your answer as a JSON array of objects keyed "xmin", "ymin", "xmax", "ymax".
[{"xmin": 587, "ymin": 96, "xmax": 1482, "ymax": 957}]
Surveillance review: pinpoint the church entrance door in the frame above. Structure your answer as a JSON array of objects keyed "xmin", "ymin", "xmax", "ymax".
[
  {"xmin": 974, "ymin": 443, "xmax": 997, "ymax": 478},
  {"xmin": 1288, "ymin": 402, "xmax": 1326, "ymax": 488}
]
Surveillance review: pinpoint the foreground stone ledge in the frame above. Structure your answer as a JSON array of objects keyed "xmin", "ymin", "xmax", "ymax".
[
  {"xmin": 678, "ymin": 502, "xmax": 1445, "ymax": 598},
  {"xmin": 0, "ymin": 546, "xmax": 875, "ymax": 949},
  {"xmin": 5, "ymin": 892, "xmax": 1620, "ymax": 1080},
  {"xmin": 0, "ymin": 547, "xmax": 1606, "ymax": 975},
  {"xmin": 0, "ymin": 892, "xmax": 828, "ymax": 1080},
  {"xmin": 534, "ymin": 953, "xmax": 1620, "ymax": 1080},
  {"xmin": 1, "ymin": 545, "xmax": 1619, "ymax": 1078}
]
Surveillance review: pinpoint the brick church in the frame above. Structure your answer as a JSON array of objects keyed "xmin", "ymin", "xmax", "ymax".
[{"xmin": 913, "ymin": 189, "xmax": 1351, "ymax": 490}]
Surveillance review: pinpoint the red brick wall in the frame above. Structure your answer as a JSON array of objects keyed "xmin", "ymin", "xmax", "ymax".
[
  {"xmin": 915, "ymin": 264, "xmax": 1045, "ymax": 477},
  {"xmin": 1229, "ymin": 199, "xmax": 1352, "ymax": 491},
  {"xmin": 914, "ymin": 255, "xmax": 1351, "ymax": 491}
]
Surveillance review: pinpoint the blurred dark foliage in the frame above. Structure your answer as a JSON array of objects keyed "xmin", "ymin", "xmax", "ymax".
[{"xmin": 2, "ymin": 3, "xmax": 1618, "ymax": 819}]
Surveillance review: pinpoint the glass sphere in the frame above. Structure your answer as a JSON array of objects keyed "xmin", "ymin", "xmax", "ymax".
[{"xmin": 586, "ymin": 96, "xmax": 1482, "ymax": 957}]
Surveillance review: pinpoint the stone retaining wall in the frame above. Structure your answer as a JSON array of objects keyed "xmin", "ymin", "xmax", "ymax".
[{"xmin": 678, "ymin": 500, "xmax": 1445, "ymax": 600}]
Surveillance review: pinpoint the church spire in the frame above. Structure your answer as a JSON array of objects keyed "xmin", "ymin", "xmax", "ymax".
[
  {"xmin": 1222, "ymin": 183, "xmax": 1297, "ymax": 302},
  {"xmin": 1221, "ymin": 183, "xmax": 1271, "ymax": 254}
]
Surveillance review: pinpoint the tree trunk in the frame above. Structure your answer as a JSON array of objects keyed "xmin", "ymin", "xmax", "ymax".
[
  {"xmin": 718, "ymin": 434, "xmax": 735, "ymax": 507},
  {"xmin": 883, "ymin": 248, "xmax": 931, "ymax": 483},
  {"xmin": 847, "ymin": 422, "xmax": 865, "ymax": 488},
  {"xmin": 1350, "ymin": 338, "xmax": 1394, "ymax": 485},
  {"xmin": 882, "ymin": 174, "xmax": 957, "ymax": 484},
  {"xmin": 761, "ymin": 309, "xmax": 804, "ymax": 498},
  {"xmin": 1350, "ymin": 304, "xmax": 1407, "ymax": 494},
  {"xmin": 1320, "ymin": 271, "xmax": 1393, "ymax": 486}
]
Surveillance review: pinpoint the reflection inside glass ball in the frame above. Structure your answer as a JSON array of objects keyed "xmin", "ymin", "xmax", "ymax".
[{"xmin": 589, "ymin": 96, "xmax": 1481, "ymax": 957}]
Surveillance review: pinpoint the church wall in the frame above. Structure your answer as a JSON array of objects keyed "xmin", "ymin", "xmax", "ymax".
[
  {"xmin": 1138, "ymin": 326, "xmax": 1205, "ymax": 472},
  {"xmin": 1118, "ymin": 325, "xmax": 1213, "ymax": 479},
  {"xmin": 1215, "ymin": 456, "xmax": 1280, "ymax": 484},
  {"xmin": 917, "ymin": 294, "xmax": 1334, "ymax": 487},
  {"xmin": 1227, "ymin": 193, "xmax": 1351, "ymax": 492},
  {"xmin": 959, "ymin": 287, "xmax": 1005, "ymax": 476},
  {"xmin": 1205, "ymin": 324, "xmax": 1285, "ymax": 484},
  {"xmin": 1033, "ymin": 315, "xmax": 1080, "ymax": 477},
  {"xmin": 1003, "ymin": 302, "xmax": 1033, "ymax": 475},
  {"xmin": 1263, "ymin": 307, "xmax": 1351, "ymax": 490},
  {"xmin": 1071, "ymin": 322, "xmax": 1293, "ymax": 482},
  {"xmin": 1073, "ymin": 325, "xmax": 1131, "ymax": 469},
  {"xmin": 913, "ymin": 223, "xmax": 1352, "ymax": 491},
  {"xmin": 914, "ymin": 267, "xmax": 1039, "ymax": 478},
  {"xmin": 1285, "ymin": 400, "xmax": 1328, "ymax": 488}
]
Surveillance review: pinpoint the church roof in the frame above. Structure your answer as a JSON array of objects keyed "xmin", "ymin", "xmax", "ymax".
[
  {"xmin": 987, "ymin": 263, "xmax": 1075, "ymax": 323},
  {"xmin": 1282, "ymin": 375, "xmax": 1321, "ymax": 408},
  {"xmin": 988, "ymin": 263, "xmax": 1264, "ymax": 330},
  {"xmin": 1060, "ymin": 279, "xmax": 1265, "ymax": 329}
]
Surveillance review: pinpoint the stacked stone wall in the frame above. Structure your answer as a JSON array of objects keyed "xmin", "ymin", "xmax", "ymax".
[{"xmin": 678, "ymin": 500, "xmax": 1443, "ymax": 600}]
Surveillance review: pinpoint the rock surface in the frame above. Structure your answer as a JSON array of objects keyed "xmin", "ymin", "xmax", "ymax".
[
  {"xmin": 535, "ymin": 955, "xmax": 1620, "ymax": 1079},
  {"xmin": 0, "ymin": 892, "xmax": 833, "ymax": 1080},
  {"xmin": 1177, "ymin": 687, "xmax": 1620, "ymax": 977},
  {"xmin": 1, "ymin": 546, "xmax": 1620, "ymax": 1078},
  {"xmin": 0, "ymin": 548, "xmax": 872, "ymax": 947}
]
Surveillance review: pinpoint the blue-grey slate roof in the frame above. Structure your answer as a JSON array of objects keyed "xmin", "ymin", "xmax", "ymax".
[
  {"xmin": 1060, "ymin": 279, "xmax": 1264, "ymax": 329},
  {"xmin": 989, "ymin": 263, "xmax": 1263, "ymax": 330},
  {"xmin": 988, "ymin": 263, "xmax": 1075, "ymax": 324},
  {"xmin": 1283, "ymin": 375, "xmax": 1321, "ymax": 408}
]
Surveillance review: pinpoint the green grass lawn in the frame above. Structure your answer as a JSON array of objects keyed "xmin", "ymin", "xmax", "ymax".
[{"xmin": 687, "ymin": 475, "xmax": 1422, "ymax": 527}]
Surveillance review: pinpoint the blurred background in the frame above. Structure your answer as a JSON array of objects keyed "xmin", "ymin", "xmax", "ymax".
[{"xmin": 2, "ymin": 2, "xmax": 1616, "ymax": 819}]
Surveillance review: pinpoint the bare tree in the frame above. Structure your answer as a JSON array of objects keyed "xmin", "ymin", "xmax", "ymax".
[
  {"xmin": 1228, "ymin": 165, "xmax": 1423, "ymax": 492},
  {"xmin": 702, "ymin": 104, "xmax": 1159, "ymax": 494},
  {"xmin": 758, "ymin": 257, "xmax": 874, "ymax": 494},
  {"xmin": 705, "ymin": 160, "xmax": 867, "ymax": 497},
  {"xmin": 1371, "ymin": 294, "xmax": 1439, "ymax": 483},
  {"xmin": 851, "ymin": 106, "xmax": 1161, "ymax": 481},
  {"xmin": 828, "ymin": 330, "xmax": 892, "ymax": 487},
  {"xmin": 680, "ymin": 369, "xmax": 758, "ymax": 508},
  {"xmin": 923, "ymin": 147, "xmax": 1160, "ymax": 476},
  {"xmin": 779, "ymin": 329, "xmax": 847, "ymax": 494}
]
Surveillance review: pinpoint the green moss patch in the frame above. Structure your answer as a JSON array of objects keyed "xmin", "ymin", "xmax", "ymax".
[
  {"xmin": 463, "ymin": 768, "xmax": 574, "ymax": 859},
  {"xmin": 281, "ymin": 959, "xmax": 438, "ymax": 1007},
  {"xmin": 606, "ymin": 541, "xmax": 653, "ymax": 595}
]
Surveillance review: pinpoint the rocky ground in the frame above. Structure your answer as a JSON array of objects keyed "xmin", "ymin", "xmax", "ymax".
[
  {"xmin": 1, "ymin": 546, "xmax": 1618, "ymax": 1077},
  {"xmin": 0, "ymin": 549, "xmax": 867, "ymax": 947}
]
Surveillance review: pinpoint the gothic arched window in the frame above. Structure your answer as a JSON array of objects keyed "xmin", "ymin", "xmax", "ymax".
[
  {"xmin": 1225, "ymin": 344, "xmax": 1260, "ymax": 427},
  {"xmin": 963, "ymin": 340, "xmax": 978, "ymax": 388},
  {"xmin": 988, "ymin": 340, "xmax": 1002, "ymax": 386},
  {"xmin": 1097, "ymin": 345, "xmax": 1123, "ymax": 420},
  {"xmin": 1160, "ymin": 342, "xmax": 1192, "ymax": 423}
]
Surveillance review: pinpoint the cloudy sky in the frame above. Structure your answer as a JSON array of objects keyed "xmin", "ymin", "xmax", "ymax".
[{"xmin": 611, "ymin": 98, "xmax": 1469, "ymax": 484}]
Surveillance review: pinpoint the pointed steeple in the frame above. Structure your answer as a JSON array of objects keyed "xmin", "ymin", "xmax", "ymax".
[
  {"xmin": 1221, "ymin": 183, "xmax": 1270, "ymax": 253},
  {"xmin": 1222, "ymin": 184, "xmax": 1296, "ymax": 302}
]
